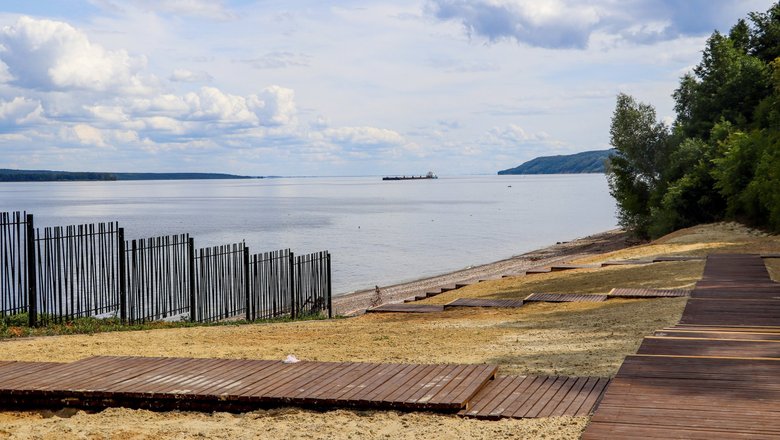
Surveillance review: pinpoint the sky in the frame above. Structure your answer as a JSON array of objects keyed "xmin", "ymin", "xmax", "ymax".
[{"xmin": 0, "ymin": 0, "xmax": 775, "ymax": 176}]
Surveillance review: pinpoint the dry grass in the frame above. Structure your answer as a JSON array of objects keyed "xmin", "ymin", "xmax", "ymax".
[{"xmin": 0, "ymin": 222, "xmax": 777, "ymax": 440}]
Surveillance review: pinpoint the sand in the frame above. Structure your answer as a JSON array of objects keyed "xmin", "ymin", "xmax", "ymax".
[
  {"xmin": 0, "ymin": 408, "xmax": 589, "ymax": 440},
  {"xmin": 334, "ymin": 229, "xmax": 631, "ymax": 315},
  {"xmin": 0, "ymin": 222, "xmax": 778, "ymax": 439}
]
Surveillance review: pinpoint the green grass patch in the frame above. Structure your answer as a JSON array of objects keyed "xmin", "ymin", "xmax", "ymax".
[{"xmin": 0, "ymin": 312, "xmax": 329, "ymax": 339}]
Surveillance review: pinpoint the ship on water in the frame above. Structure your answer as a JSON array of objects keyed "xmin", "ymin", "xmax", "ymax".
[{"xmin": 382, "ymin": 171, "xmax": 438, "ymax": 181}]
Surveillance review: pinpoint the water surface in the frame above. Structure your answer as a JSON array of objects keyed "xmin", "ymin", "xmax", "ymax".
[{"xmin": 0, "ymin": 175, "xmax": 617, "ymax": 294}]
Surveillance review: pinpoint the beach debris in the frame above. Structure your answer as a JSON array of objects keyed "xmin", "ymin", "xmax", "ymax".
[{"xmin": 283, "ymin": 354, "xmax": 300, "ymax": 364}]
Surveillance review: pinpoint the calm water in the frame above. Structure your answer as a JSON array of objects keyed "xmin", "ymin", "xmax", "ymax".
[{"xmin": 0, "ymin": 175, "xmax": 617, "ymax": 294}]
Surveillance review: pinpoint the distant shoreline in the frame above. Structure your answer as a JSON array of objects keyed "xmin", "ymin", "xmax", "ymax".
[{"xmin": 0, "ymin": 169, "xmax": 261, "ymax": 182}]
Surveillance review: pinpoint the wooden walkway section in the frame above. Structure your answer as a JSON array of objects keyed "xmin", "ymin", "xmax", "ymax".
[
  {"xmin": 0, "ymin": 356, "xmax": 497, "ymax": 412},
  {"xmin": 608, "ymin": 287, "xmax": 690, "ymax": 298},
  {"xmin": 524, "ymin": 293, "xmax": 608, "ymax": 303},
  {"xmin": 584, "ymin": 254, "xmax": 780, "ymax": 439},
  {"xmin": 459, "ymin": 375, "xmax": 610, "ymax": 420},
  {"xmin": 366, "ymin": 304, "xmax": 444, "ymax": 313},
  {"xmin": 444, "ymin": 298, "xmax": 524, "ymax": 308}
]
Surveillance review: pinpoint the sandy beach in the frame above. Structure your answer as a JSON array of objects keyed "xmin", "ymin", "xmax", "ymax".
[
  {"xmin": 0, "ymin": 223, "xmax": 777, "ymax": 439},
  {"xmin": 334, "ymin": 228, "xmax": 632, "ymax": 315}
]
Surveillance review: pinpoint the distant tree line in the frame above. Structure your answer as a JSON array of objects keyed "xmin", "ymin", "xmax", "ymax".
[
  {"xmin": 0, "ymin": 169, "xmax": 257, "ymax": 182},
  {"xmin": 608, "ymin": 2, "xmax": 780, "ymax": 238}
]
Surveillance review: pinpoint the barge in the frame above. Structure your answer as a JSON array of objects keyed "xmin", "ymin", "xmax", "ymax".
[{"xmin": 382, "ymin": 171, "xmax": 438, "ymax": 181}]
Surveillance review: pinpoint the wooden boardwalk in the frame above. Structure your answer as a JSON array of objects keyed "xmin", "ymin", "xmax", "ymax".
[
  {"xmin": 366, "ymin": 304, "xmax": 445, "ymax": 313},
  {"xmin": 444, "ymin": 298, "xmax": 525, "ymax": 308},
  {"xmin": 608, "ymin": 287, "xmax": 690, "ymax": 298},
  {"xmin": 459, "ymin": 375, "xmax": 609, "ymax": 420},
  {"xmin": 0, "ymin": 356, "xmax": 497, "ymax": 412},
  {"xmin": 583, "ymin": 254, "xmax": 780, "ymax": 439},
  {"xmin": 524, "ymin": 293, "xmax": 608, "ymax": 303}
]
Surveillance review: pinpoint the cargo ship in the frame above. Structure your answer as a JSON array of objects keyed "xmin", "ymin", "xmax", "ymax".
[{"xmin": 382, "ymin": 171, "xmax": 438, "ymax": 181}]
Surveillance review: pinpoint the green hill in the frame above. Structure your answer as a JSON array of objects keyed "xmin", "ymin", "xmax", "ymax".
[{"xmin": 498, "ymin": 149, "xmax": 614, "ymax": 175}]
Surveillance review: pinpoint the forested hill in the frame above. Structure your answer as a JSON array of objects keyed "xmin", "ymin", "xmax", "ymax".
[
  {"xmin": 0, "ymin": 169, "xmax": 258, "ymax": 182},
  {"xmin": 497, "ymin": 149, "xmax": 614, "ymax": 175}
]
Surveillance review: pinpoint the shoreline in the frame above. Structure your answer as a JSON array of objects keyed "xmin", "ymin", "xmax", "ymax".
[{"xmin": 333, "ymin": 228, "xmax": 633, "ymax": 316}]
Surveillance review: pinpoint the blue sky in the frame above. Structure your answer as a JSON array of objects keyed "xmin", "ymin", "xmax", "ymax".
[{"xmin": 0, "ymin": 0, "xmax": 774, "ymax": 176}]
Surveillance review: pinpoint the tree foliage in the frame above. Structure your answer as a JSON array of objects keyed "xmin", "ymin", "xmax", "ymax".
[{"xmin": 608, "ymin": 2, "xmax": 780, "ymax": 237}]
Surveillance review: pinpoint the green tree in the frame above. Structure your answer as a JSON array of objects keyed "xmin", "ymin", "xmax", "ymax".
[{"xmin": 607, "ymin": 94, "xmax": 670, "ymax": 237}]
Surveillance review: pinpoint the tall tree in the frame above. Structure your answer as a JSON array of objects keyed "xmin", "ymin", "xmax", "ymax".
[{"xmin": 607, "ymin": 94, "xmax": 670, "ymax": 237}]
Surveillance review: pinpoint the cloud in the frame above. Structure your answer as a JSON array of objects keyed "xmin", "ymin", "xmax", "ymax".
[
  {"xmin": 485, "ymin": 124, "xmax": 552, "ymax": 147},
  {"xmin": 0, "ymin": 16, "xmax": 153, "ymax": 93},
  {"xmin": 239, "ymin": 52, "xmax": 311, "ymax": 70},
  {"xmin": 252, "ymin": 86, "xmax": 297, "ymax": 127},
  {"xmin": 95, "ymin": 0, "xmax": 235, "ymax": 20},
  {"xmin": 72, "ymin": 124, "xmax": 107, "ymax": 147},
  {"xmin": 427, "ymin": 0, "xmax": 600, "ymax": 49},
  {"xmin": 0, "ymin": 97, "xmax": 45, "ymax": 129},
  {"xmin": 425, "ymin": 0, "xmax": 761, "ymax": 49},
  {"xmin": 169, "ymin": 68, "xmax": 213, "ymax": 83}
]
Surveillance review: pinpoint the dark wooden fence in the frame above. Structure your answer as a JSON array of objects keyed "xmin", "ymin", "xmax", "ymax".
[
  {"xmin": 248, "ymin": 249, "xmax": 294, "ymax": 320},
  {"xmin": 0, "ymin": 211, "xmax": 332, "ymax": 326},
  {"xmin": 0, "ymin": 212, "xmax": 30, "ymax": 317},
  {"xmin": 34, "ymin": 222, "xmax": 121, "ymax": 325},
  {"xmin": 193, "ymin": 243, "xmax": 247, "ymax": 323},
  {"xmin": 294, "ymin": 251, "xmax": 332, "ymax": 318},
  {"xmin": 124, "ymin": 234, "xmax": 191, "ymax": 324}
]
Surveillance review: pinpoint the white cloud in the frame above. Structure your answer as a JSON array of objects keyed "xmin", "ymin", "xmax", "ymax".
[
  {"xmin": 486, "ymin": 124, "xmax": 551, "ymax": 146},
  {"xmin": 184, "ymin": 87, "xmax": 258, "ymax": 124},
  {"xmin": 128, "ymin": 0, "xmax": 235, "ymax": 20},
  {"xmin": 0, "ymin": 16, "xmax": 153, "ymax": 94},
  {"xmin": 73, "ymin": 124, "xmax": 107, "ymax": 147},
  {"xmin": 0, "ymin": 97, "xmax": 44, "ymax": 128},
  {"xmin": 321, "ymin": 126, "xmax": 406, "ymax": 148},
  {"xmin": 252, "ymin": 86, "xmax": 297, "ymax": 127},
  {"xmin": 169, "ymin": 68, "xmax": 213, "ymax": 83}
]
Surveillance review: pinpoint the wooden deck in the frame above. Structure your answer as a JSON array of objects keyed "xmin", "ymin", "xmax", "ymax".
[
  {"xmin": 583, "ymin": 254, "xmax": 780, "ymax": 439},
  {"xmin": 444, "ymin": 298, "xmax": 525, "ymax": 308},
  {"xmin": 608, "ymin": 287, "xmax": 690, "ymax": 298},
  {"xmin": 651, "ymin": 255, "xmax": 705, "ymax": 262},
  {"xmin": 366, "ymin": 304, "xmax": 445, "ymax": 313},
  {"xmin": 524, "ymin": 293, "xmax": 608, "ymax": 303},
  {"xmin": 0, "ymin": 356, "xmax": 498, "ymax": 412},
  {"xmin": 549, "ymin": 264, "xmax": 601, "ymax": 271},
  {"xmin": 600, "ymin": 260, "xmax": 653, "ymax": 266},
  {"xmin": 459, "ymin": 375, "xmax": 610, "ymax": 420}
]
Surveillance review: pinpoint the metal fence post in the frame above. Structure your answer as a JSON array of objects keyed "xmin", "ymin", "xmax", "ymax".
[
  {"xmin": 25, "ymin": 214, "xmax": 37, "ymax": 327},
  {"xmin": 244, "ymin": 247, "xmax": 251, "ymax": 322},
  {"xmin": 326, "ymin": 252, "xmax": 332, "ymax": 318},
  {"xmin": 117, "ymin": 228, "xmax": 127, "ymax": 323},
  {"xmin": 188, "ymin": 237, "xmax": 196, "ymax": 322}
]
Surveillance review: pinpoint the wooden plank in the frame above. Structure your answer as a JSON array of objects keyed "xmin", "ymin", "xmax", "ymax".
[
  {"xmin": 444, "ymin": 298, "xmax": 524, "ymax": 308},
  {"xmin": 458, "ymin": 376, "xmax": 516, "ymax": 417},
  {"xmin": 653, "ymin": 330, "xmax": 780, "ymax": 340},
  {"xmin": 637, "ymin": 337, "xmax": 780, "ymax": 358},
  {"xmin": 609, "ymin": 287, "xmax": 690, "ymax": 298},
  {"xmin": 548, "ymin": 376, "xmax": 590, "ymax": 417},
  {"xmin": 528, "ymin": 376, "xmax": 576, "ymax": 418},
  {"xmin": 366, "ymin": 304, "xmax": 445, "ymax": 313},
  {"xmin": 573, "ymin": 377, "xmax": 610, "ymax": 416},
  {"xmin": 445, "ymin": 364, "xmax": 497, "ymax": 408},
  {"xmin": 524, "ymin": 293, "xmax": 608, "ymax": 303}
]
